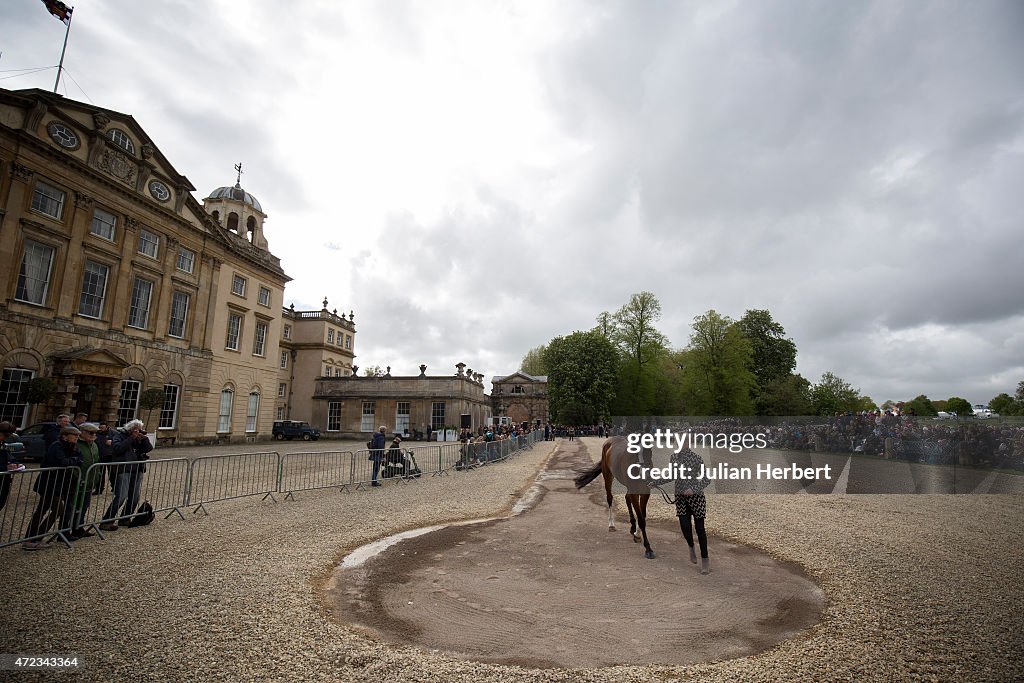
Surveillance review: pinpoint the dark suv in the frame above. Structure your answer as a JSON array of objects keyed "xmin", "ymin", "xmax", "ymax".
[{"xmin": 272, "ymin": 420, "xmax": 321, "ymax": 441}]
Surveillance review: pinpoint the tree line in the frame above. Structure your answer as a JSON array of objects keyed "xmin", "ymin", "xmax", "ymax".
[{"xmin": 520, "ymin": 292, "xmax": 1021, "ymax": 423}]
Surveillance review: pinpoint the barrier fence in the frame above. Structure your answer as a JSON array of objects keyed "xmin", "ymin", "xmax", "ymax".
[
  {"xmin": 0, "ymin": 429, "xmax": 545, "ymax": 549},
  {"xmin": 188, "ymin": 452, "xmax": 281, "ymax": 515}
]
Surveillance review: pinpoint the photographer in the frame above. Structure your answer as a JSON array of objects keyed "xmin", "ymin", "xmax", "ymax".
[{"xmin": 99, "ymin": 419, "xmax": 152, "ymax": 531}]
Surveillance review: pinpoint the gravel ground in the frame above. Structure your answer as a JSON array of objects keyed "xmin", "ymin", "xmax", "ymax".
[{"xmin": 1, "ymin": 436, "xmax": 1021, "ymax": 682}]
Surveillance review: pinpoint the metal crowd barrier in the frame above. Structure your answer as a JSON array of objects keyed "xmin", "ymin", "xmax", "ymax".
[
  {"xmin": 0, "ymin": 466, "xmax": 80, "ymax": 550},
  {"xmin": 80, "ymin": 458, "xmax": 191, "ymax": 536},
  {"xmin": 2, "ymin": 430, "xmax": 550, "ymax": 549},
  {"xmin": 280, "ymin": 451, "xmax": 355, "ymax": 499},
  {"xmin": 187, "ymin": 452, "xmax": 281, "ymax": 515}
]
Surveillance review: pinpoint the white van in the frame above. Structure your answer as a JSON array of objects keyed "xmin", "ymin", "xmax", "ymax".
[{"xmin": 972, "ymin": 405, "xmax": 995, "ymax": 418}]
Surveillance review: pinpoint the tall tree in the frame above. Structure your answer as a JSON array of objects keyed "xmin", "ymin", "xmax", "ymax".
[
  {"xmin": 989, "ymin": 393, "xmax": 1015, "ymax": 416},
  {"xmin": 611, "ymin": 292, "xmax": 669, "ymax": 370},
  {"xmin": 944, "ymin": 397, "xmax": 973, "ymax": 416},
  {"xmin": 810, "ymin": 372, "xmax": 861, "ymax": 415},
  {"xmin": 736, "ymin": 309, "xmax": 798, "ymax": 386},
  {"xmin": 545, "ymin": 331, "xmax": 618, "ymax": 425},
  {"xmin": 903, "ymin": 394, "xmax": 938, "ymax": 417},
  {"xmin": 594, "ymin": 311, "xmax": 615, "ymax": 340},
  {"xmin": 519, "ymin": 344, "xmax": 549, "ymax": 376},
  {"xmin": 758, "ymin": 373, "xmax": 813, "ymax": 415},
  {"xmin": 679, "ymin": 310, "xmax": 756, "ymax": 415},
  {"xmin": 609, "ymin": 292, "xmax": 670, "ymax": 414}
]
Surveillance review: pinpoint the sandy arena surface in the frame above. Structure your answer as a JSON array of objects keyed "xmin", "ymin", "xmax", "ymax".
[
  {"xmin": 330, "ymin": 440, "xmax": 825, "ymax": 669},
  {"xmin": 1, "ymin": 436, "xmax": 1022, "ymax": 682}
]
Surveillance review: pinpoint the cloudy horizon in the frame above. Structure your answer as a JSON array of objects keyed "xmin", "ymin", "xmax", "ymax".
[{"xmin": 4, "ymin": 0, "xmax": 1022, "ymax": 407}]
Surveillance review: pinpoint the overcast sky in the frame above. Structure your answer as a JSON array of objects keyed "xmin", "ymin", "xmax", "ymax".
[{"xmin": 4, "ymin": 0, "xmax": 1022, "ymax": 406}]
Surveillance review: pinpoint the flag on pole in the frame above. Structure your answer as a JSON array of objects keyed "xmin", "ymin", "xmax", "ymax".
[{"xmin": 42, "ymin": 0, "xmax": 73, "ymax": 24}]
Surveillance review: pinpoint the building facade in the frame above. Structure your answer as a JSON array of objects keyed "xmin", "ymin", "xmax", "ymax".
[
  {"xmin": 491, "ymin": 371, "xmax": 549, "ymax": 426},
  {"xmin": 0, "ymin": 88, "xmax": 289, "ymax": 443},
  {"xmin": 277, "ymin": 300, "xmax": 356, "ymax": 423},
  {"xmin": 311, "ymin": 363, "xmax": 491, "ymax": 437}
]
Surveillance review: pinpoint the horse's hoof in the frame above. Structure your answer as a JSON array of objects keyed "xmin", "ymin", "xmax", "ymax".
[
  {"xmin": 607, "ymin": 526, "xmax": 616, "ymax": 532},
  {"xmin": 645, "ymin": 550, "xmax": 656, "ymax": 559},
  {"xmin": 632, "ymin": 534, "xmax": 640, "ymax": 543}
]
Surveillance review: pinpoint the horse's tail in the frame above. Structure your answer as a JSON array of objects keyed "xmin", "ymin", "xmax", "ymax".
[{"xmin": 574, "ymin": 463, "xmax": 603, "ymax": 489}]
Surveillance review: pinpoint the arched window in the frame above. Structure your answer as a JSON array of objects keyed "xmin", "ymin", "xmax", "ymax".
[
  {"xmin": 211, "ymin": 210, "xmax": 220, "ymax": 223},
  {"xmin": 106, "ymin": 128, "xmax": 135, "ymax": 154},
  {"xmin": 246, "ymin": 216, "xmax": 256, "ymax": 234},
  {"xmin": 217, "ymin": 389, "xmax": 234, "ymax": 433},
  {"xmin": 246, "ymin": 391, "xmax": 260, "ymax": 432},
  {"xmin": 227, "ymin": 212, "xmax": 239, "ymax": 232}
]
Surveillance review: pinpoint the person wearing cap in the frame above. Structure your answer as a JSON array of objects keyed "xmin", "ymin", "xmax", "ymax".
[
  {"xmin": 100, "ymin": 419, "xmax": 152, "ymax": 531},
  {"xmin": 0, "ymin": 421, "xmax": 20, "ymax": 512},
  {"xmin": 70, "ymin": 423, "xmax": 101, "ymax": 539},
  {"xmin": 22, "ymin": 425, "xmax": 82, "ymax": 550}
]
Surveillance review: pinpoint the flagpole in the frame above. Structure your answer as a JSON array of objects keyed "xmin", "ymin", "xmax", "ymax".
[{"xmin": 53, "ymin": 9, "xmax": 73, "ymax": 93}]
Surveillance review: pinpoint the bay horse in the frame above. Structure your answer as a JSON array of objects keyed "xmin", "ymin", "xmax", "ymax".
[{"xmin": 574, "ymin": 436, "xmax": 656, "ymax": 559}]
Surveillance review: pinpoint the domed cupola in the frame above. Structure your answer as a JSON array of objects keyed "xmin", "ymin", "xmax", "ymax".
[{"xmin": 202, "ymin": 163, "xmax": 269, "ymax": 251}]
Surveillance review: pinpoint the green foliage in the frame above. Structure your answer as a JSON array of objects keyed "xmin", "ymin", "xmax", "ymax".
[
  {"xmin": 25, "ymin": 377, "xmax": 57, "ymax": 405},
  {"xmin": 363, "ymin": 365, "xmax": 384, "ymax": 377},
  {"xmin": 944, "ymin": 397, "xmax": 973, "ymax": 416},
  {"xmin": 856, "ymin": 396, "xmax": 878, "ymax": 413},
  {"xmin": 519, "ymin": 345, "xmax": 548, "ymax": 376},
  {"xmin": 903, "ymin": 394, "xmax": 938, "ymax": 417},
  {"xmin": 593, "ymin": 311, "xmax": 615, "ymax": 340},
  {"xmin": 603, "ymin": 292, "xmax": 673, "ymax": 415},
  {"xmin": 757, "ymin": 373, "xmax": 813, "ymax": 415},
  {"xmin": 989, "ymin": 393, "xmax": 1015, "ymax": 415},
  {"xmin": 810, "ymin": 372, "xmax": 861, "ymax": 415},
  {"xmin": 679, "ymin": 310, "xmax": 756, "ymax": 415},
  {"xmin": 546, "ymin": 330, "xmax": 618, "ymax": 425},
  {"xmin": 736, "ymin": 309, "xmax": 797, "ymax": 386},
  {"xmin": 611, "ymin": 292, "xmax": 670, "ymax": 370},
  {"xmin": 139, "ymin": 387, "xmax": 166, "ymax": 411},
  {"xmin": 139, "ymin": 387, "xmax": 166, "ymax": 429},
  {"xmin": 990, "ymin": 384, "xmax": 1024, "ymax": 416}
]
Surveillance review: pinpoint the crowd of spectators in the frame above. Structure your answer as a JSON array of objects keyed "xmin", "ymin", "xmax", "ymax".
[{"xmin": 612, "ymin": 414, "xmax": 1024, "ymax": 470}]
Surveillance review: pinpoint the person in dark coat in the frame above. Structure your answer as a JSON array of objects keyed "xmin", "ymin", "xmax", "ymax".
[
  {"xmin": 0, "ymin": 421, "xmax": 21, "ymax": 512},
  {"xmin": 92, "ymin": 421, "xmax": 114, "ymax": 495},
  {"xmin": 99, "ymin": 419, "xmax": 152, "ymax": 530},
  {"xmin": 369, "ymin": 426, "xmax": 387, "ymax": 487},
  {"xmin": 43, "ymin": 413, "xmax": 71, "ymax": 449},
  {"xmin": 22, "ymin": 425, "xmax": 82, "ymax": 550}
]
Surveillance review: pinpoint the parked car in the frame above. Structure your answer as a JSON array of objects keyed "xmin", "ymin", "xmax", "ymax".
[
  {"xmin": 272, "ymin": 420, "xmax": 321, "ymax": 441},
  {"xmin": 14, "ymin": 422, "xmax": 56, "ymax": 462},
  {"xmin": 4, "ymin": 434, "xmax": 27, "ymax": 461}
]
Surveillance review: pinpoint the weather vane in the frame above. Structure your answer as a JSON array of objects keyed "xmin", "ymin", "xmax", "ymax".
[{"xmin": 234, "ymin": 162, "xmax": 243, "ymax": 185}]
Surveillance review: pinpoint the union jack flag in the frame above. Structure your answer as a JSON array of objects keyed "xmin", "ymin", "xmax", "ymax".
[{"xmin": 42, "ymin": 0, "xmax": 73, "ymax": 24}]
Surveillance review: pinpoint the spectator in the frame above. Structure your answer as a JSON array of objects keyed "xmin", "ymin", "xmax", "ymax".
[
  {"xmin": 70, "ymin": 423, "xmax": 101, "ymax": 540},
  {"xmin": 1, "ymin": 421, "xmax": 22, "ymax": 511},
  {"xmin": 23, "ymin": 425, "xmax": 82, "ymax": 550},
  {"xmin": 92, "ymin": 421, "xmax": 114, "ymax": 495},
  {"xmin": 369, "ymin": 426, "xmax": 387, "ymax": 487},
  {"xmin": 100, "ymin": 419, "xmax": 152, "ymax": 531},
  {"xmin": 43, "ymin": 413, "xmax": 71, "ymax": 449},
  {"xmin": 73, "ymin": 412, "xmax": 89, "ymax": 427}
]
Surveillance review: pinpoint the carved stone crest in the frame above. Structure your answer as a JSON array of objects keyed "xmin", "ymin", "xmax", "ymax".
[
  {"xmin": 99, "ymin": 149, "xmax": 136, "ymax": 185},
  {"xmin": 93, "ymin": 113, "xmax": 110, "ymax": 131},
  {"xmin": 10, "ymin": 162, "xmax": 34, "ymax": 182},
  {"xmin": 74, "ymin": 191, "xmax": 93, "ymax": 208}
]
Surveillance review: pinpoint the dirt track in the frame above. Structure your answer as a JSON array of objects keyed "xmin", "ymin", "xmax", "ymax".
[{"xmin": 330, "ymin": 440, "xmax": 825, "ymax": 668}]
